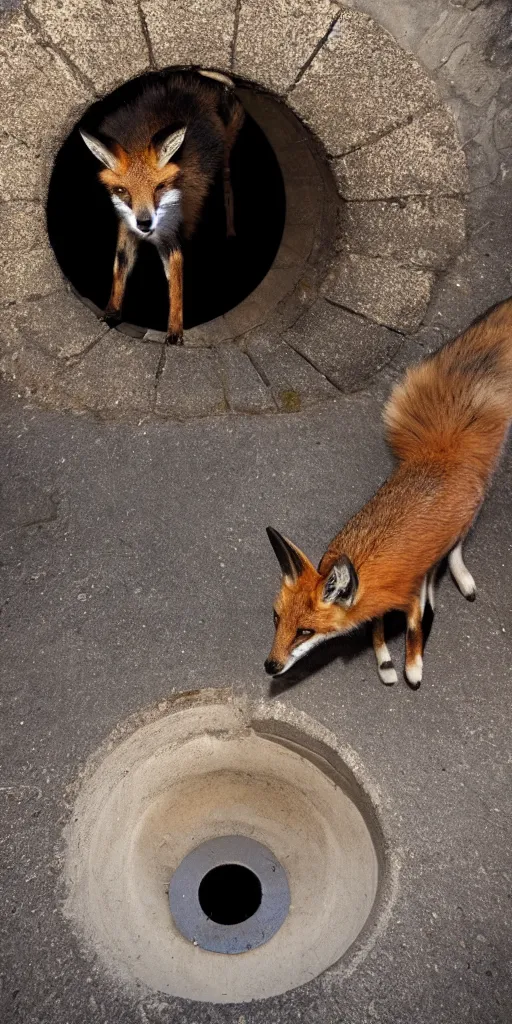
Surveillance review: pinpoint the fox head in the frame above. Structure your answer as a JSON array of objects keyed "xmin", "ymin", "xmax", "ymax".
[
  {"xmin": 80, "ymin": 126, "xmax": 187, "ymax": 240},
  {"xmin": 264, "ymin": 527, "xmax": 360, "ymax": 676}
]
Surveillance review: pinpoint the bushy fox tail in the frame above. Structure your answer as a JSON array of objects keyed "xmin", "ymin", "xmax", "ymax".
[{"xmin": 384, "ymin": 299, "xmax": 512, "ymax": 480}]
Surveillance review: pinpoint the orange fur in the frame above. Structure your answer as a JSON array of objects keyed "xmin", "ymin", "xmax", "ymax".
[{"xmin": 266, "ymin": 298, "xmax": 512, "ymax": 684}]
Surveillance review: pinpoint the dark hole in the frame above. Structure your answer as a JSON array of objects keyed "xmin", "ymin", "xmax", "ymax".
[
  {"xmin": 46, "ymin": 71, "xmax": 286, "ymax": 332},
  {"xmin": 198, "ymin": 864, "xmax": 262, "ymax": 925}
]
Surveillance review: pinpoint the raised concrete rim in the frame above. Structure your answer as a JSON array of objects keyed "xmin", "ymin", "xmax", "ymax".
[
  {"xmin": 61, "ymin": 688, "xmax": 401, "ymax": 1003},
  {"xmin": 0, "ymin": 2, "xmax": 468, "ymax": 421}
]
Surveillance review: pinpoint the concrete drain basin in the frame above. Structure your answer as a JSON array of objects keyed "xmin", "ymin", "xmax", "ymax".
[{"xmin": 63, "ymin": 691, "xmax": 394, "ymax": 1003}]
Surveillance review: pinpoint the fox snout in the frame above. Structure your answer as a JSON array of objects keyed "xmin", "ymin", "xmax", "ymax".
[
  {"xmin": 264, "ymin": 657, "xmax": 283, "ymax": 676},
  {"xmin": 136, "ymin": 210, "xmax": 153, "ymax": 234}
]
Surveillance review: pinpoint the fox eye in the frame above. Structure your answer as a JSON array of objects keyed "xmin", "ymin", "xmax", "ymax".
[
  {"xmin": 112, "ymin": 186, "xmax": 130, "ymax": 202},
  {"xmin": 154, "ymin": 182, "xmax": 167, "ymax": 195},
  {"xmin": 295, "ymin": 628, "xmax": 314, "ymax": 640},
  {"xmin": 273, "ymin": 610, "xmax": 279, "ymax": 628}
]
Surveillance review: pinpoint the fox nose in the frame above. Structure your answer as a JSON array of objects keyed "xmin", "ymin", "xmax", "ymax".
[
  {"xmin": 136, "ymin": 217, "xmax": 153, "ymax": 233},
  {"xmin": 264, "ymin": 658, "xmax": 282, "ymax": 676}
]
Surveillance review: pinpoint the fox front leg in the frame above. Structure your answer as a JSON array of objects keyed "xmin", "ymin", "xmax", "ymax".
[
  {"xmin": 103, "ymin": 221, "xmax": 138, "ymax": 325},
  {"xmin": 160, "ymin": 247, "xmax": 184, "ymax": 345}
]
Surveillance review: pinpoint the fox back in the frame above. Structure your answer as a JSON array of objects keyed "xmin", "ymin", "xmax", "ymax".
[{"xmin": 266, "ymin": 298, "xmax": 512, "ymax": 676}]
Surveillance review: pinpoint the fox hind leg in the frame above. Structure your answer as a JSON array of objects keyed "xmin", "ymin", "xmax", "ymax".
[
  {"xmin": 405, "ymin": 594, "xmax": 424, "ymax": 690},
  {"xmin": 448, "ymin": 540, "xmax": 476, "ymax": 601},
  {"xmin": 426, "ymin": 565, "xmax": 437, "ymax": 611},
  {"xmin": 104, "ymin": 222, "xmax": 138, "ymax": 324},
  {"xmin": 373, "ymin": 617, "xmax": 398, "ymax": 686}
]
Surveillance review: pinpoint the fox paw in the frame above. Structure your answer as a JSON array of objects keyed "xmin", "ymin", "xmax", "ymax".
[
  {"xmin": 165, "ymin": 332, "xmax": 184, "ymax": 346},
  {"xmin": 101, "ymin": 310, "xmax": 122, "ymax": 327}
]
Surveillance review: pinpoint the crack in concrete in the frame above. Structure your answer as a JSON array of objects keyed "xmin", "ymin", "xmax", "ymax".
[
  {"xmin": 244, "ymin": 347, "xmax": 271, "ymax": 391},
  {"xmin": 135, "ymin": 0, "xmax": 156, "ymax": 70},
  {"xmin": 323, "ymin": 296, "xmax": 412, "ymax": 337},
  {"xmin": 286, "ymin": 9, "xmax": 343, "ymax": 95},
  {"xmin": 283, "ymin": 337, "xmax": 346, "ymax": 395},
  {"xmin": 151, "ymin": 344, "xmax": 167, "ymax": 412},
  {"xmin": 326, "ymin": 102, "xmax": 444, "ymax": 161},
  {"xmin": 229, "ymin": 0, "xmax": 242, "ymax": 73},
  {"xmin": 24, "ymin": 6, "xmax": 98, "ymax": 97},
  {"xmin": 18, "ymin": 492, "xmax": 59, "ymax": 530}
]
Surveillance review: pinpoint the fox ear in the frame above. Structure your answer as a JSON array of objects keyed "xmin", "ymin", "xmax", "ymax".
[
  {"xmin": 266, "ymin": 527, "xmax": 309, "ymax": 583},
  {"xmin": 157, "ymin": 126, "xmax": 187, "ymax": 168},
  {"xmin": 322, "ymin": 556, "xmax": 358, "ymax": 607},
  {"xmin": 80, "ymin": 130, "xmax": 120, "ymax": 171}
]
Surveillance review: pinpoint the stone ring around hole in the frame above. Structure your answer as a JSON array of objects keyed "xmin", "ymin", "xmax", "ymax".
[{"xmin": 168, "ymin": 835, "xmax": 291, "ymax": 954}]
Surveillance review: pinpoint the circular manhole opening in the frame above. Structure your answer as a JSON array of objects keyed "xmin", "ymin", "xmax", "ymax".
[
  {"xmin": 63, "ymin": 691, "xmax": 396, "ymax": 1003},
  {"xmin": 170, "ymin": 835, "xmax": 290, "ymax": 952},
  {"xmin": 198, "ymin": 862, "xmax": 263, "ymax": 926},
  {"xmin": 47, "ymin": 69, "xmax": 287, "ymax": 334}
]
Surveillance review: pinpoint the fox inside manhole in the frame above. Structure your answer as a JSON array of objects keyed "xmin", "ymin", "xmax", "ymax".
[{"xmin": 63, "ymin": 691, "xmax": 394, "ymax": 1003}]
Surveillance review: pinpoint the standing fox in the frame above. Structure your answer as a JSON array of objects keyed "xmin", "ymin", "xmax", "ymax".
[
  {"xmin": 80, "ymin": 70, "xmax": 244, "ymax": 343},
  {"xmin": 265, "ymin": 298, "xmax": 512, "ymax": 688}
]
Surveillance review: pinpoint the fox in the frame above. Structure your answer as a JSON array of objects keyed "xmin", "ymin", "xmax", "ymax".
[
  {"xmin": 80, "ymin": 69, "xmax": 245, "ymax": 344},
  {"xmin": 265, "ymin": 297, "xmax": 512, "ymax": 689}
]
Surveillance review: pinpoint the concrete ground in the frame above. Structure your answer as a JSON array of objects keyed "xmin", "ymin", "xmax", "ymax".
[{"xmin": 1, "ymin": 1, "xmax": 512, "ymax": 1023}]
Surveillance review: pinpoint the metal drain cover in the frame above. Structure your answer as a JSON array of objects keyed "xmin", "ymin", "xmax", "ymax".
[{"xmin": 169, "ymin": 835, "xmax": 290, "ymax": 953}]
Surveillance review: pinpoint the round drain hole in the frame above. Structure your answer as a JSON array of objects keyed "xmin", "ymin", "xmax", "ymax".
[
  {"xmin": 169, "ymin": 835, "xmax": 290, "ymax": 952},
  {"xmin": 198, "ymin": 864, "xmax": 262, "ymax": 925},
  {"xmin": 63, "ymin": 692, "xmax": 397, "ymax": 1003}
]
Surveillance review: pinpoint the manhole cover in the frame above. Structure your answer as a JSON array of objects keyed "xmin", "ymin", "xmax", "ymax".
[{"xmin": 63, "ymin": 690, "xmax": 397, "ymax": 1002}]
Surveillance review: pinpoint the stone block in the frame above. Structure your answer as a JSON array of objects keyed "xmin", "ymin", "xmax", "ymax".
[
  {"xmin": 141, "ymin": 0, "xmax": 236, "ymax": 69},
  {"xmin": 234, "ymin": 0, "xmax": 340, "ymax": 94},
  {"xmin": 223, "ymin": 268, "xmax": 301, "ymax": 339},
  {"xmin": 183, "ymin": 317, "xmax": 232, "ymax": 347},
  {"xmin": 0, "ymin": 13, "xmax": 90, "ymax": 149},
  {"xmin": 59, "ymin": 333, "xmax": 160, "ymax": 414},
  {"xmin": 0, "ymin": 289, "xmax": 108, "ymax": 360},
  {"xmin": 28, "ymin": 0, "xmax": 149, "ymax": 94},
  {"xmin": 0, "ymin": 136, "xmax": 44, "ymax": 202},
  {"xmin": 284, "ymin": 299, "xmax": 401, "ymax": 392},
  {"xmin": 334, "ymin": 109, "xmax": 469, "ymax": 200},
  {"xmin": 340, "ymin": 197, "xmax": 466, "ymax": 270},
  {"xmin": 216, "ymin": 344, "xmax": 275, "ymax": 414},
  {"xmin": 0, "ymin": 246, "xmax": 63, "ymax": 303},
  {"xmin": 0, "ymin": 201, "xmax": 46, "ymax": 253},
  {"xmin": 156, "ymin": 348, "xmax": 226, "ymax": 419},
  {"xmin": 0, "ymin": 333, "xmax": 59, "ymax": 405},
  {"xmin": 289, "ymin": 9, "xmax": 439, "ymax": 155},
  {"xmin": 246, "ymin": 335, "xmax": 338, "ymax": 409},
  {"xmin": 322, "ymin": 254, "xmax": 434, "ymax": 333}
]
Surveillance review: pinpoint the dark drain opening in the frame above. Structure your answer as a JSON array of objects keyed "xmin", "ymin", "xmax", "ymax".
[
  {"xmin": 198, "ymin": 864, "xmax": 262, "ymax": 925},
  {"xmin": 46, "ymin": 70, "xmax": 286, "ymax": 333}
]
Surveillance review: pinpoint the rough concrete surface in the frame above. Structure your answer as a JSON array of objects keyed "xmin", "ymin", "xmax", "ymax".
[
  {"xmin": 334, "ymin": 107, "xmax": 469, "ymax": 199},
  {"xmin": 339, "ymin": 197, "xmax": 466, "ymax": 270},
  {"xmin": 0, "ymin": 290, "xmax": 109, "ymax": 361},
  {"xmin": 1, "ymin": 0, "xmax": 512, "ymax": 1022},
  {"xmin": 234, "ymin": 0, "xmax": 340, "ymax": 94},
  {"xmin": 323, "ymin": 254, "xmax": 434, "ymax": 333},
  {"xmin": 140, "ymin": 0, "xmax": 237, "ymax": 72},
  {"xmin": 28, "ymin": 0, "xmax": 150, "ymax": 94},
  {"xmin": 289, "ymin": 8, "xmax": 439, "ymax": 154},
  {"xmin": 0, "ymin": 12, "xmax": 91, "ymax": 149}
]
